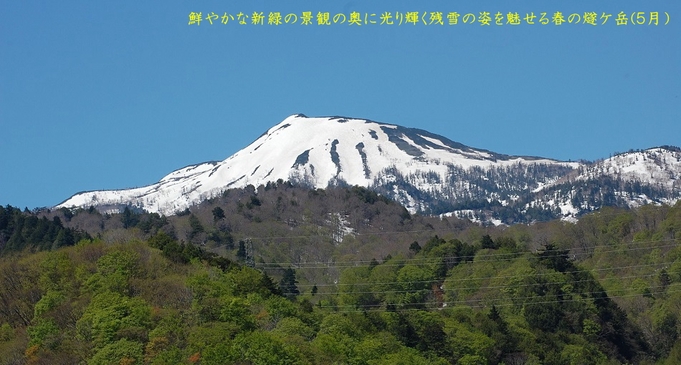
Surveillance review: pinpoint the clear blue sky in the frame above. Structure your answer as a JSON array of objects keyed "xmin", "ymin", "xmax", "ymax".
[{"xmin": 1, "ymin": 0, "xmax": 680, "ymax": 209}]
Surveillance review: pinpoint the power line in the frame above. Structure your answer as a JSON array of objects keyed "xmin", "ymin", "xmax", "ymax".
[
  {"xmin": 297, "ymin": 261, "xmax": 677, "ymax": 288},
  {"xmin": 304, "ymin": 273, "xmax": 665, "ymax": 296},
  {"xmin": 318, "ymin": 287, "xmax": 681, "ymax": 313},
  {"xmin": 255, "ymin": 238, "xmax": 678, "ymax": 269}
]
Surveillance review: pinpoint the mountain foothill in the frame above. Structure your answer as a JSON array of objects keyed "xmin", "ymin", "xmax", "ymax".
[{"xmin": 2, "ymin": 115, "xmax": 681, "ymax": 364}]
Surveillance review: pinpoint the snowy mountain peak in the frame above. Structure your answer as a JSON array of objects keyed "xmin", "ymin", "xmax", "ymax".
[
  {"xmin": 56, "ymin": 115, "xmax": 679, "ymax": 221},
  {"xmin": 573, "ymin": 147, "xmax": 681, "ymax": 194}
]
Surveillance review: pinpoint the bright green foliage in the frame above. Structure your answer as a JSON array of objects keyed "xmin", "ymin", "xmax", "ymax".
[
  {"xmin": 559, "ymin": 344, "xmax": 607, "ymax": 365},
  {"xmin": 263, "ymin": 296, "xmax": 299, "ymax": 327},
  {"xmin": 339, "ymin": 266, "xmax": 377, "ymax": 309},
  {"xmin": 231, "ymin": 330, "xmax": 306, "ymax": 365},
  {"xmin": 318, "ymin": 313, "xmax": 369, "ymax": 340},
  {"xmin": 186, "ymin": 322, "xmax": 239, "ymax": 359},
  {"xmin": 38, "ymin": 251, "xmax": 77, "ymax": 293},
  {"xmin": 146, "ymin": 309, "xmax": 187, "ymax": 350},
  {"xmin": 187, "ymin": 269, "xmax": 231, "ymax": 300},
  {"xmin": 396, "ymin": 265, "xmax": 435, "ymax": 309},
  {"xmin": 86, "ymin": 248, "xmax": 140, "ymax": 295},
  {"xmin": 77, "ymin": 291, "xmax": 151, "ymax": 351},
  {"xmin": 457, "ymin": 354, "xmax": 487, "ymax": 365},
  {"xmin": 33, "ymin": 290, "xmax": 65, "ymax": 319},
  {"xmin": 0, "ymin": 323, "xmax": 13, "ymax": 342},
  {"xmin": 226, "ymin": 266, "xmax": 262, "ymax": 294},
  {"xmin": 349, "ymin": 331, "xmax": 401, "ymax": 364},
  {"xmin": 27, "ymin": 318, "xmax": 60, "ymax": 348},
  {"xmin": 446, "ymin": 320, "xmax": 495, "ymax": 361},
  {"xmin": 367, "ymin": 346, "xmax": 448, "ymax": 365},
  {"xmin": 631, "ymin": 278, "xmax": 653, "ymax": 297},
  {"xmin": 88, "ymin": 338, "xmax": 144, "ymax": 365},
  {"xmin": 312, "ymin": 332, "xmax": 356, "ymax": 364},
  {"xmin": 218, "ymin": 296, "xmax": 255, "ymax": 330},
  {"xmin": 421, "ymin": 235, "xmax": 447, "ymax": 253},
  {"xmin": 367, "ymin": 257, "xmax": 401, "ymax": 304},
  {"xmin": 273, "ymin": 317, "xmax": 315, "ymax": 340},
  {"xmin": 424, "ymin": 238, "xmax": 477, "ymax": 278},
  {"xmin": 146, "ymin": 345, "xmax": 183, "ymax": 365},
  {"xmin": 1, "ymin": 201, "xmax": 681, "ymax": 364},
  {"xmin": 582, "ymin": 318, "xmax": 600, "ymax": 338},
  {"xmin": 96, "ymin": 248, "xmax": 140, "ymax": 277},
  {"xmin": 668, "ymin": 260, "xmax": 681, "ymax": 282}
]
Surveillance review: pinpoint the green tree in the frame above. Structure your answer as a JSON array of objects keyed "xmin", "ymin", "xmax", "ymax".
[
  {"xmin": 402, "ymin": 310, "xmax": 448, "ymax": 357},
  {"xmin": 53, "ymin": 228, "xmax": 75, "ymax": 249},
  {"xmin": 396, "ymin": 264, "xmax": 435, "ymax": 309},
  {"xmin": 236, "ymin": 240, "xmax": 247, "ymax": 262},
  {"xmin": 279, "ymin": 268, "xmax": 299, "ymax": 299},
  {"xmin": 27, "ymin": 318, "xmax": 60, "ymax": 348},
  {"xmin": 121, "ymin": 207, "xmax": 139, "ymax": 229},
  {"xmin": 89, "ymin": 338, "xmax": 144, "ymax": 365},
  {"xmin": 368, "ymin": 346, "xmax": 447, "ymax": 365},
  {"xmin": 480, "ymin": 234, "xmax": 496, "ymax": 249},
  {"xmin": 87, "ymin": 248, "xmax": 140, "ymax": 294},
  {"xmin": 523, "ymin": 295, "xmax": 562, "ymax": 332},
  {"xmin": 0, "ymin": 323, "xmax": 13, "ymax": 342},
  {"xmin": 76, "ymin": 291, "xmax": 151, "ymax": 351},
  {"xmin": 188, "ymin": 214, "xmax": 204, "ymax": 239},
  {"xmin": 659, "ymin": 269, "xmax": 672, "ymax": 289},
  {"xmin": 212, "ymin": 207, "xmax": 225, "ymax": 221},
  {"xmin": 339, "ymin": 266, "xmax": 379, "ymax": 309},
  {"xmin": 536, "ymin": 244, "xmax": 574, "ymax": 273},
  {"xmin": 231, "ymin": 330, "xmax": 303, "ymax": 365}
]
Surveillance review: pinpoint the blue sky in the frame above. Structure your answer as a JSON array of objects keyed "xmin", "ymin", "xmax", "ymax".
[{"xmin": 1, "ymin": 0, "xmax": 680, "ymax": 209}]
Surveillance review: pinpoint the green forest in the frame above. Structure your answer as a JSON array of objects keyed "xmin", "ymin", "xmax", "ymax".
[{"xmin": 1, "ymin": 184, "xmax": 681, "ymax": 364}]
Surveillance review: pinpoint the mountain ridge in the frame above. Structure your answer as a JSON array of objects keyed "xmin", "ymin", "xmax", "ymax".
[{"xmin": 56, "ymin": 114, "xmax": 681, "ymax": 223}]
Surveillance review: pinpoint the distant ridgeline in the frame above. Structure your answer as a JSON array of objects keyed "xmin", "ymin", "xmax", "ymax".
[
  {"xmin": 0, "ymin": 205, "xmax": 91, "ymax": 255},
  {"xmin": 54, "ymin": 115, "xmax": 681, "ymax": 224}
]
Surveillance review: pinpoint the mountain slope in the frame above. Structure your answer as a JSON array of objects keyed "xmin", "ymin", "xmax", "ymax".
[
  {"xmin": 57, "ymin": 114, "xmax": 577, "ymax": 215},
  {"xmin": 524, "ymin": 147, "xmax": 681, "ymax": 218},
  {"xmin": 56, "ymin": 115, "xmax": 680, "ymax": 222},
  {"xmin": 577, "ymin": 147, "xmax": 681, "ymax": 192}
]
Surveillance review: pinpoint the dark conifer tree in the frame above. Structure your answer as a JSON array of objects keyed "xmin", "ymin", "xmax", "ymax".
[
  {"xmin": 212, "ymin": 206, "xmax": 225, "ymax": 221},
  {"xmin": 279, "ymin": 267, "xmax": 299, "ymax": 299},
  {"xmin": 236, "ymin": 240, "xmax": 247, "ymax": 262}
]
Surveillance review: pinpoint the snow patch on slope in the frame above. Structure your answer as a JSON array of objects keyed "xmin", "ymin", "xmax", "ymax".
[{"xmin": 55, "ymin": 114, "xmax": 595, "ymax": 216}]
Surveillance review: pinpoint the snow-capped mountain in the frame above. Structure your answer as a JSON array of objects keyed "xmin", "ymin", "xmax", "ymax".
[
  {"xmin": 576, "ymin": 147, "xmax": 681, "ymax": 192},
  {"xmin": 520, "ymin": 147, "xmax": 681, "ymax": 221},
  {"xmin": 56, "ymin": 115, "xmax": 681, "ymax": 222}
]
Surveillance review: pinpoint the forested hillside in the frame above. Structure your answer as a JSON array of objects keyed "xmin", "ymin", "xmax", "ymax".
[
  {"xmin": 0, "ymin": 205, "xmax": 91, "ymax": 254},
  {"xmin": 1, "ymin": 185, "xmax": 680, "ymax": 364}
]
